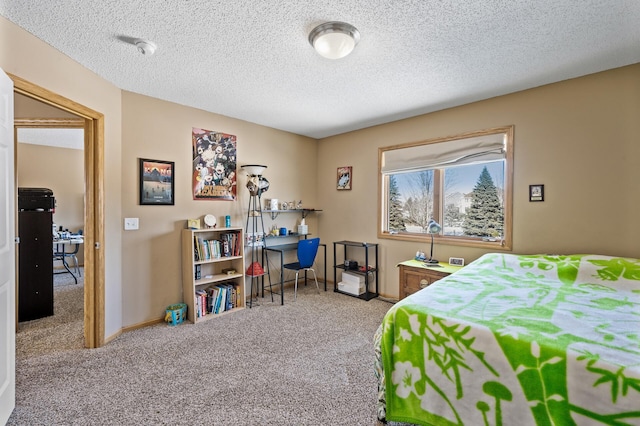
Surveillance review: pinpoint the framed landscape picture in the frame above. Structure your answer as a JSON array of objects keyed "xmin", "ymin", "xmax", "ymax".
[
  {"xmin": 337, "ymin": 166, "xmax": 352, "ymax": 190},
  {"xmin": 139, "ymin": 158, "xmax": 175, "ymax": 205}
]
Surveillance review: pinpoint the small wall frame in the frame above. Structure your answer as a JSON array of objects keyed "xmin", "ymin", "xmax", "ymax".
[
  {"xmin": 139, "ymin": 158, "xmax": 175, "ymax": 205},
  {"xmin": 337, "ymin": 166, "xmax": 352, "ymax": 190},
  {"xmin": 529, "ymin": 184, "xmax": 544, "ymax": 202}
]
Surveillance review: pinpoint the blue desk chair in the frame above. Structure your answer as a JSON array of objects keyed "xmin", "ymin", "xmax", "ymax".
[{"xmin": 283, "ymin": 238, "xmax": 320, "ymax": 300}]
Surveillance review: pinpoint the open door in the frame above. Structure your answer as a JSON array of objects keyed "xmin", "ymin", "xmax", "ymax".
[{"xmin": 0, "ymin": 67, "xmax": 16, "ymax": 423}]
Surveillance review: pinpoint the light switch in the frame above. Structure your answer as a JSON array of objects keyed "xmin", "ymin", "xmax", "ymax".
[{"xmin": 124, "ymin": 218, "xmax": 139, "ymax": 230}]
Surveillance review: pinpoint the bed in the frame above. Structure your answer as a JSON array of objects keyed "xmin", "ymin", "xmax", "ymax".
[{"xmin": 375, "ymin": 253, "xmax": 640, "ymax": 425}]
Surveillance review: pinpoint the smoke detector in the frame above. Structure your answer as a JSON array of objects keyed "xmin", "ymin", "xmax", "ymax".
[{"xmin": 135, "ymin": 39, "xmax": 157, "ymax": 55}]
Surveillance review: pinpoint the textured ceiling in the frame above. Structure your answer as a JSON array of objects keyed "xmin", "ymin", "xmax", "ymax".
[{"xmin": 2, "ymin": 1, "xmax": 639, "ymax": 139}]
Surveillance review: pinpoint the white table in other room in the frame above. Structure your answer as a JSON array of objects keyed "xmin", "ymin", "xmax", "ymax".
[{"xmin": 53, "ymin": 236, "xmax": 83, "ymax": 284}]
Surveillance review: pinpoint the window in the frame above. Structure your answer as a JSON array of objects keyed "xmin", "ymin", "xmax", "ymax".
[{"xmin": 379, "ymin": 126, "xmax": 513, "ymax": 250}]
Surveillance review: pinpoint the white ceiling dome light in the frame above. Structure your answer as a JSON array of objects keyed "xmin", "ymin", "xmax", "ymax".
[
  {"xmin": 309, "ymin": 21, "xmax": 360, "ymax": 59},
  {"xmin": 135, "ymin": 39, "xmax": 157, "ymax": 55}
]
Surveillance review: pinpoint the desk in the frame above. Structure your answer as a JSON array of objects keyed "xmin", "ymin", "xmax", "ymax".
[
  {"xmin": 263, "ymin": 242, "xmax": 326, "ymax": 305},
  {"xmin": 53, "ymin": 237, "xmax": 83, "ymax": 284}
]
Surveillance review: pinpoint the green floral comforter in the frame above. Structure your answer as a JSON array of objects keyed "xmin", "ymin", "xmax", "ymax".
[{"xmin": 377, "ymin": 253, "xmax": 640, "ymax": 425}]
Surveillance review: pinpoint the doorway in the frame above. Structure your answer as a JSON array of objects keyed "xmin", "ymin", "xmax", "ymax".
[
  {"xmin": 11, "ymin": 73, "xmax": 105, "ymax": 348},
  {"xmin": 15, "ymin": 118, "xmax": 85, "ymax": 348}
]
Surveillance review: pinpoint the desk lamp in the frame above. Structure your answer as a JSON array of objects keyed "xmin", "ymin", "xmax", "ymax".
[{"xmin": 425, "ymin": 219, "xmax": 442, "ymax": 264}]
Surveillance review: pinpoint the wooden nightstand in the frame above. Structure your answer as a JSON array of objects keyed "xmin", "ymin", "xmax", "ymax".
[{"xmin": 398, "ymin": 260, "xmax": 463, "ymax": 300}]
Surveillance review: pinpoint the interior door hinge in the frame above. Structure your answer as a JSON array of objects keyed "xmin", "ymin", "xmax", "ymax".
[{"xmin": 15, "ymin": 237, "xmax": 20, "ymax": 244}]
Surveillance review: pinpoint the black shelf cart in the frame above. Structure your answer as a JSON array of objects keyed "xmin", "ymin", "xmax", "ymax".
[{"xmin": 333, "ymin": 240, "xmax": 378, "ymax": 301}]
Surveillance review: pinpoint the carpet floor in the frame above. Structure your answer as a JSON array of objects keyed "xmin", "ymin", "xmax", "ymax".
[{"xmin": 8, "ymin": 277, "xmax": 398, "ymax": 425}]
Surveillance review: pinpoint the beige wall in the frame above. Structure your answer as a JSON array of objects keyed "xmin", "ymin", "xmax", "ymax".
[
  {"xmin": 1, "ymin": 15, "xmax": 124, "ymax": 337},
  {"xmin": 120, "ymin": 91, "xmax": 318, "ymax": 326},
  {"xmin": 14, "ymin": 92, "xmax": 78, "ymax": 118},
  {"xmin": 17, "ymin": 143, "xmax": 85, "ymax": 265},
  {"xmin": 318, "ymin": 64, "xmax": 640, "ymax": 299}
]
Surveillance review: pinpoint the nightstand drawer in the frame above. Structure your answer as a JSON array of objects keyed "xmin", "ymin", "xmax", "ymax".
[
  {"xmin": 398, "ymin": 261, "xmax": 463, "ymax": 300},
  {"xmin": 403, "ymin": 267, "xmax": 447, "ymax": 294}
]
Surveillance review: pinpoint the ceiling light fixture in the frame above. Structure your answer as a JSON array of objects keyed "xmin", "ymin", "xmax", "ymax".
[
  {"xmin": 135, "ymin": 39, "xmax": 157, "ymax": 56},
  {"xmin": 308, "ymin": 21, "xmax": 360, "ymax": 59}
]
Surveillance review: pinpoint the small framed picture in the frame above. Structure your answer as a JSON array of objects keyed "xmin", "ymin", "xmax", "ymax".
[
  {"xmin": 529, "ymin": 184, "xmax": 544, "ymax": 202},
  {"xmin": 139, "ymin": 158, "xmax": 175, "ymax": 205},
  {"xmin": 337, "ymin": 166, "xmax": 352, "ymax": 190}
]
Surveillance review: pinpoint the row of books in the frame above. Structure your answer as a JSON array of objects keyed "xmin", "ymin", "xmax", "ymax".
[
  {"xmin": 195, "ymin": 283, "xmax": 240, "ymax": 318},
  {"xmin": 193, "ymin": 232, "xmax": 241, "ymax": 261}
]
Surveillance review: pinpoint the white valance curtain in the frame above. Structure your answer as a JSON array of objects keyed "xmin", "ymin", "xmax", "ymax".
[{"xmin": 381, "ymin": 132, "xmax": 506, "ymax": 175}]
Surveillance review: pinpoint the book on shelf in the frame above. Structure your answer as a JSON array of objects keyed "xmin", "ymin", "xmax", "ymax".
[
  {"xmin": 221, "ymin": 234, "xmax": 230, "ymax": 257},
  {"xmin": 195, "ymin": 289, "xmax": 207, "ymax": 317},
  {"xmin": 193, "ymin": 235, "xmax": 201, "ymax": 261},
  {"xmin": 234, "ymin": 285, "xmax": 238, "ymax": 308},
  {"xmin": 207, "ymin": 287, "xmax": 219, "ymax": 314},
  {"xmin": 221, "ymin": 283, "xmax": 235, "ymax": 310},
  {"xmin": 195, "ymin": 264, "xmax": 201, "ymax": 280},
  {"xmin": 217, "ymin": 286, "xmax": 226, "ymax": 314},
  {"xmin": 199, "ymin": 282, "xmax": 239, "ymax": 315},
  {"xmin": 193, "ymin": 231, "xmax": 241, "ymax": 261},
  {"xmin": 232, "ymin": 285, "xmax": 238, "ymax": 308},
  {"xmin": 207, "ymin": 285, "xmax": 221, "ymax": 314}
]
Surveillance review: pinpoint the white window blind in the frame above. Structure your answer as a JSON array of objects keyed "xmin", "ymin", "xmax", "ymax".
[{"xmin": 381, "ymin": 132, "xmax": 506, "ymax": 175}]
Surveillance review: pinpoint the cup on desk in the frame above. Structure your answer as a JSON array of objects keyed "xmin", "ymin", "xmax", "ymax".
[{"xmin": 279, "ymin": 227, "xmax": 287, "ymax": 236}]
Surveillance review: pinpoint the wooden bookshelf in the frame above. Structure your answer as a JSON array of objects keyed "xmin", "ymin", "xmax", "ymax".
[{"xmin": 181, "ymin": 228, "xmax": 245, "ymax": 323}]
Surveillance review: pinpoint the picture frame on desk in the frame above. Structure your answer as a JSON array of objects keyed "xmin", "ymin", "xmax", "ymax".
[{"xmin": 139, "ymin": 158, "xmax": 175, "ymax": 205}]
